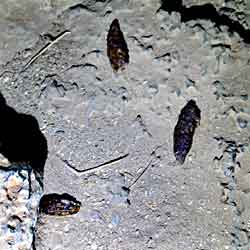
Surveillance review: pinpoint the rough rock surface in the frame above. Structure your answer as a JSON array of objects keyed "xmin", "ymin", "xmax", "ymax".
[
  {"xmin": 0, "ymin": 0, "xmax": 250, "ymax": 250},
  {"xmin": 0, "ymin": 163, "xmax": 43, "ymax": 250},
  {"xmin": 183, "ymin": 0, "xmax": 250, "ymax": 29}
]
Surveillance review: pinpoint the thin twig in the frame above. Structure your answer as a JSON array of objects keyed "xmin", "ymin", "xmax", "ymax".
[
  {"xmin": 21, "ymin": 30, "xmax": 71, "ymax": 73},
  {"xmin": 128, "ymin": 158, "xmax": 154, "ymax": 189},
  {"xmin": 60, "ymin": 153, "xmax": 129, "ymax": 175}
]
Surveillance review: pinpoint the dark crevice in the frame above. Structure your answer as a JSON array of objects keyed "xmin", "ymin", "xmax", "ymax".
[
  {"xmin": 65, "ymin": 63, "xmax": 98, "ymax": 71},
  {"xmin": 0, "ymin": 92, "xmax": 48, "ymax": 185},
  {"xmin": 160, "ymin": 0, "xmax": 250, "ymax": 44},
  {"xmin": 68, "ymin": 3, "xmax": 97, "ymax": 13},
  {"xmin": 65, "ymin": 0, "xmax": 112, "ymax": 14}
]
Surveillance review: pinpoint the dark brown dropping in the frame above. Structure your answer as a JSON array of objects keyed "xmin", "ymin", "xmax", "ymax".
[
  {"xmin": 39, "ymin": 193, "xmax": 81, "ymax": 216},
  {"xmin": 173, "ymin": 100, "xmax": 201, "ymax": 164},
  {"xmin": 107, "ymin": 18, "xmax": 129, "ymax": 71}
]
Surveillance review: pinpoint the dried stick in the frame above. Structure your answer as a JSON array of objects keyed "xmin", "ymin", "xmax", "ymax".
[
  {"xmin": 128, "ymin": 158, "xmax": 154, "ymax": 189},
  {"xmin": 21, "ymin": 30, "xmax": 71, "ymax": 72},
  {"xmin": 60, "ymin": 153, "xmax": 129, "ymax": 175}
]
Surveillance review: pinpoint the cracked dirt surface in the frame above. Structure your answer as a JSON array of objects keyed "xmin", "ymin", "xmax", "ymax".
[{"xmin": 0, "ymin": 0, "xmax": 250, "ymax": 249}]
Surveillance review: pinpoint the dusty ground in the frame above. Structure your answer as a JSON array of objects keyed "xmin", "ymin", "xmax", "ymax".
[{"xmin": 0, "ymin": 0, "xmax": 250, "ymax": 250}]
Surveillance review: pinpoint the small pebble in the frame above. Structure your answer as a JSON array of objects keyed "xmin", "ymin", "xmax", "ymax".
[
  {"xmin": 118, "ymin": 87, "xmax": 129, "ymax": 101},
  {"xmin": 212, "ymin": 80, "xmax": 226, "ymax": 99},
  {"xmin": 111, "ymin": 213, "xmax": 120, "ymax": 226},
  {"xmin": 240, "ymin": 94, "xmax": 248, "ymax": 101},
  {"xmin": 147, "ymin": 237, "xmax": 156, "ymax": 249},
  {"xmin": 91, "ymin": 242, "xmax": 98, "ymax": 250},
  {"xmin": 224, "ymin": 166, "xmax": 234, "ymax": 177},
  {"xmin": 237, "ymin": 117, "xmax": 248, "ymax": 129},
  {"xmin": 144, "ymin": 81, "xmax": 159, "ymax": 97},
  {"xmin": 89, "ymin": 210, "xmax": 104, "ymax": 222},
  {"xmin": 185, "ymin": 78, "xmax": 195, "ymax": 88},
  {"xmin": 174, "ymin": 88, "xmax": 181, "ymax": 96}
]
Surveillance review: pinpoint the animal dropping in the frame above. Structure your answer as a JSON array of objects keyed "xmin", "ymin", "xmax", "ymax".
[
  {"xmin": 39, "ymin": 193, "xmax": 81, "ymax": 216},
  {"xmin": 173, "ymin": 100, "xmax": 201, "ymax": 164},
  {"xmin": 107, "ymin": 18, "xmax": 129, "ymax": 71}
]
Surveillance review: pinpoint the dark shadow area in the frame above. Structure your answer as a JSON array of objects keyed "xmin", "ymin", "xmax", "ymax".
[
  {"xmin": 0, "ymin": 92, "xmax": 48, "ymax": 185},
  {"xmin": 160, "ymin": 0, "xmax": 250, "ymax": 44}
]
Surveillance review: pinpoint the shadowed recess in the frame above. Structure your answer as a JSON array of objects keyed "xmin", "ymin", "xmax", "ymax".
[
  {"xmin": 160, "ymin": 0, "xmax": 250, "ymax": 44},
  {"xmin": 0, "ymin": 92, "xmax": 48, "ymax": 185}
]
